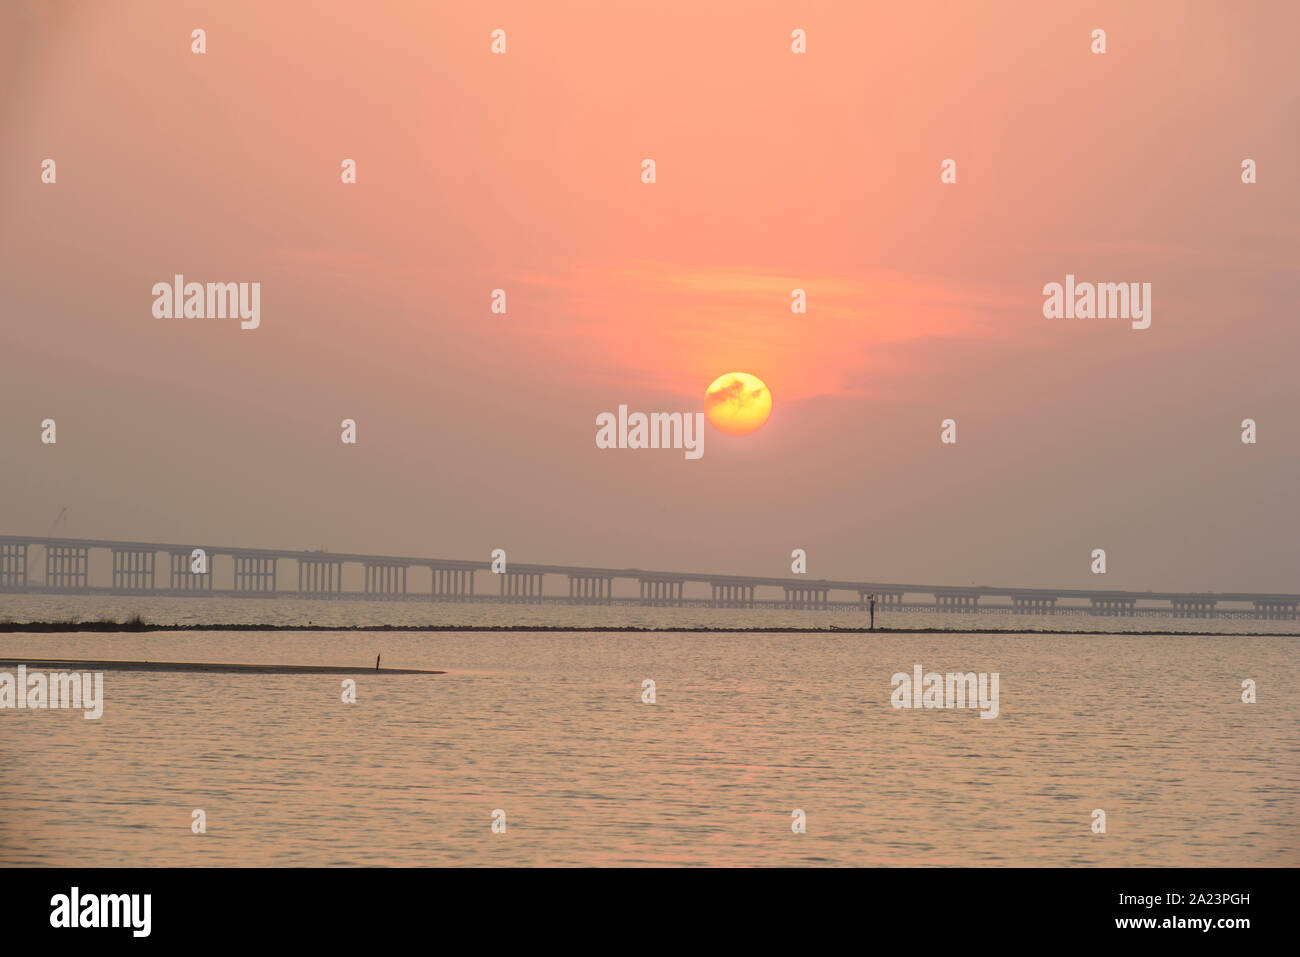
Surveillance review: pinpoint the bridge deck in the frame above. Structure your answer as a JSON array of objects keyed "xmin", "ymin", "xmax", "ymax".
[{"xmin": 0, "ymin": 535, "xmax": 1296, "ymax": 619}]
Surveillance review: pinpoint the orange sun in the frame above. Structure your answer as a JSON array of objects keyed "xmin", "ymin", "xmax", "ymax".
[{"xmin": 704, "ymin": 372, "xmax": 773, "ymax": 436}]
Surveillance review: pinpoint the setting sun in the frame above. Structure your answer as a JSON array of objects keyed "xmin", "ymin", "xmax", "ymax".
[{"xmin": 704, "ymin": 372, "xmax": 772, "ymax": 436}]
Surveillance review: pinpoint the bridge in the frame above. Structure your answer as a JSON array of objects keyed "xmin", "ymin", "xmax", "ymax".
[{"xmin": 0, "ymin": 534, "xmax": 1296, "ymax": 620}]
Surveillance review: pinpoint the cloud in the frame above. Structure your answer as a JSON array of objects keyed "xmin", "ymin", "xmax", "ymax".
[{"xmin": 506, "ymin": 261, "xmax": 1019, "ymax": 399}]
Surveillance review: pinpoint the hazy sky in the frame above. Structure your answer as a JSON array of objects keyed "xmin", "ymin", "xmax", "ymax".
[{"xmin": 2, "ymin": 1, "xmax": 1297, "ymax": 591}]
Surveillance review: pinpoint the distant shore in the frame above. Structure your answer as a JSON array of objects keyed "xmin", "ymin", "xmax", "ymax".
[{"xmin": 0, "ymin": 620, "xmax": 1296, "ymax": 638}]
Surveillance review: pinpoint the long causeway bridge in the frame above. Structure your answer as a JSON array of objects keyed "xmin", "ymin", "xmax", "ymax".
[{"xmin": 0, "ymin": 534, "xmax": 1296, "ymax": 620}]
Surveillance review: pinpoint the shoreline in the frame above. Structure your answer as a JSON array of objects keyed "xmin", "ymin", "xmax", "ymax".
[
  {"xmin": 0, "ymin": 657, "xmax": 443, "ymax": 675},
  {"xmin": 1, "ymin": 621, "xmax": 1297, "ymax": 638}
]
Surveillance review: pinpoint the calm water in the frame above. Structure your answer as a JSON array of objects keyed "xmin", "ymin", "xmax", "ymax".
[{"xmin": 1, "ymin": 609, "xmax": 1295, "ymax": 866}]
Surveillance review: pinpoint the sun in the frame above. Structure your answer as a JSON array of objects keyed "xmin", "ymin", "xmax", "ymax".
[{"xmin": 704, "ymin": 372, "xmax": 772, "ymax": 436}]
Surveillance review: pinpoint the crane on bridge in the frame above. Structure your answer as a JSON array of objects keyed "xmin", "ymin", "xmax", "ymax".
[{"xmin": 28, "ymin": 508, "xmax": 69, "ymax": 584}]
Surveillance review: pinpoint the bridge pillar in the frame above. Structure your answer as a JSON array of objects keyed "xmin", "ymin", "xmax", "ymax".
[
  {"xmin": 1253, "ymin": 599, "xmax": 1298, "ymax": 620},
  {"xmin": 1, "ymin": 543, "xmax": 29, "ymax": 589},
  {"xmin": 299, "ymin": 558, "xmax": 344, "ymax": 597},
  {"xmin": 783, "ymin": 586, "xmax": 828, "ymax": 610},
  {"xmin": 432, "ymin": 566, "xmax": 474, "ymax": 601},
  {"xmin": 1090, "ymin": 597, "xmax": 1136, "ymax": 617},
  {"xmin": 639, "ymin": 578, "xmax": 682, "ymax": 606},
  {"xmin": 501, "ymin": 571, "xmax": 543, "ymax": 602},
  {"xmin": 111, "ymin": 547, "xmax": 156, "ymax": 591},
  {"xmin": 364, "ymin": 562, "xmax": 407, "ymax": 597},
  {"xmin": 45, "ymin": 545, "xmax": 89, "ymax": 590},
  {"xmin": 569, "ymin": 575, "xmax": 613, "ymax": 604},
  {"xmin": 168, "ymin": 551, "xmax": 213, "ymax": 591},
  {"xmin": 860, "ymin": 589, "xmax": 903, "ymax": 610},
  {"xmin": 936, "ymin": 593, "xmax": 978, "ymax": 613},
  {"xmin": 710, "ymin": 583, "xmax": 755, "ymax": 609},
  {"xmin": 233, "ymin": 555, "xmax": 277, "ymax": 594},
  {"xmin": 1170, "ymin": 598, "xmax": 1216, "ymax": 619},
  {"xmin": 1012, "ymin": 595, "xmax": 1056, "ymax": 614}
]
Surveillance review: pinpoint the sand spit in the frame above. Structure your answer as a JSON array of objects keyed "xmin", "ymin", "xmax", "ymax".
[{"xmin": 0, "ymin": 658, "xmax": 443, "ymax": 675}]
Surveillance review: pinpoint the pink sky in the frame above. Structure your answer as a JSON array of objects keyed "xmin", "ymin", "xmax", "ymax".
[{"xmin": 1, "ymin": 0, "xmax": 1297, "ymax": 591}]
